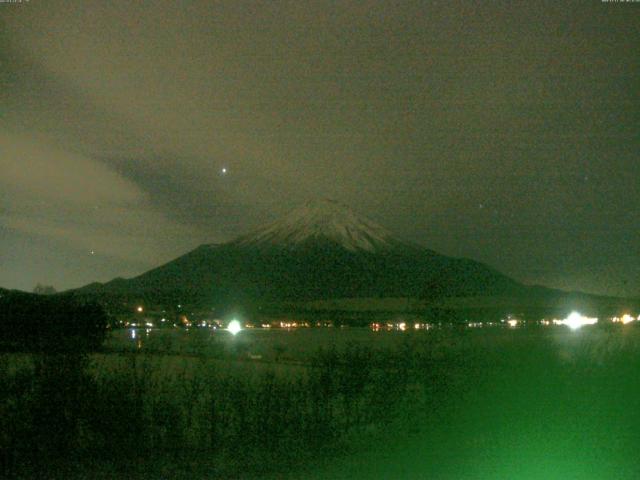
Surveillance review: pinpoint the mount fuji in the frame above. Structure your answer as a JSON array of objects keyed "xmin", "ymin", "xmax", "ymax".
[
  {"xmin": 74, "ymin": 200, "xmax": 532, "ymax": 309},
  {"xmin": 232, "ymin": 199, "xmax": 402, "ymax": 252}
]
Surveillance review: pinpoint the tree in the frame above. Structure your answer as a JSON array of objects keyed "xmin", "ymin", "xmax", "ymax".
[
  {"xmin": 0, "ymin": 292, "xmax": 107, "ymax": 352},
  {"xmin": 33, "ymin": 284, "xmax": 57, "ymax": 295}
]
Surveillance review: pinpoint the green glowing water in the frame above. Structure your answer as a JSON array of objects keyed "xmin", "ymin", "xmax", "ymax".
[{"xmin": 286, "ymin": 327, "xmax": 640, "ymax": 479}]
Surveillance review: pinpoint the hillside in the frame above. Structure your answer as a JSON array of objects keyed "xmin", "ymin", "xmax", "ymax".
[{"xmin": 71, "ymin": 200, "xmax": 637, "ymax": 317}]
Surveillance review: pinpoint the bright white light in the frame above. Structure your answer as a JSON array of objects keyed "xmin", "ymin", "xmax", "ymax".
[
  {"xmin": 611, "ymin": 314, "xmax": 635, "ymax": 325},
  {"xmin": 136, "ymin": 306, "xmax": 143, "ymax": 313},
  {"xmin": 621, "ymin": 314, "xmax": 635, "ymax": 325},
  {"xmin": 130, "ymin": 329, "xmax": 136, "ymax": 339},
  {"xmin": 221, "ymin": 167, "xmax": 227, "ymax": 174},
  {"xmin": 227, "ymin": 319, "xmax": 242, "ymax": 335},
  {"xmin": 561, "ymin": 311, "xmax": 598, "ymax": 330},
  {"xmin": 507, "ymin": 319, "xmax": 518, "ymax": 328}
]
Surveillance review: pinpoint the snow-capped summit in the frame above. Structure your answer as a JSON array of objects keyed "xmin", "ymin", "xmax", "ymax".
[
  {"xmin": 233, "ymin": 199, "xmax": 399, "ymax": 252},
  {"xmin": 76, "ymin": 198, "xmax": 529, "ymax": 305}
]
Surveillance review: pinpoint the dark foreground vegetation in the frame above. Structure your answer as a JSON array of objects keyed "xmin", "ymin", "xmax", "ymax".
[
  {"xmin": 0, "ymin": 332, "xmax": 469, "ymax": 479},
  {"xmin": 0, "ymin": 291, "xmax": 469, "ymax": 478},
  {"xmin": 2, "ymin": 292, "xmax": 638, "ymax": 479},
  {"xmin": 0, "ymin": 291, "xmax": 107, "ymax": 352},
  {"xmin": 293, "ymin": 327, "xmax": 640, "ymax": 480}
]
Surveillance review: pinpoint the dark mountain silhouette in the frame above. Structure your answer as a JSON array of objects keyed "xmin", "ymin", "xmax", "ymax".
[
  {"xmin": 73, "ymin": 200, "xmax": 521, "ymax": 302},
  {"xmin": 70, "ymin": 200, "xmax": 637, "ymax": 317}
]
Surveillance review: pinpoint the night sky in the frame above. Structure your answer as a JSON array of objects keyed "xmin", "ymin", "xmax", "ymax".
[{"xmin": 1, "ymin": 1, "xmax": 638, "ymax": 297}]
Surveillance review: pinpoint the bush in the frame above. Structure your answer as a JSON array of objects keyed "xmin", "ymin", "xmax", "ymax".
[
  {"xmin": 0, "ymin": 293, "xmax": 107, "ymax": 353},
  {"xmin": 0, "ymin": 339, "xmax": 451, "ymax": 479}
]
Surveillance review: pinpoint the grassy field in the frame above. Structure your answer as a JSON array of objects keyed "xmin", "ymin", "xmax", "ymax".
[
  {"xmin": 1, "ymin": 327, "xmax": 466, "ymax": 479},
  {"xmin": 2, "ymin": 324, "xmax": 640, "ymax": 479},
  {"xmin": 273, "ymin": 325, "xmax": 640, "ymax": 479}
]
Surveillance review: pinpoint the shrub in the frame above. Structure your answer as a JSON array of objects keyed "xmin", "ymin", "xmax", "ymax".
[{"xmin": 0, "ymin": 293, "xmax": 107, "ymax": 353}]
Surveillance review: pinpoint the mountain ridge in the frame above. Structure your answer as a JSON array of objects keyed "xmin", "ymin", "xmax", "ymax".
[
  {"xmin": 231, "ymin": 199, "xmax": 406, "ymax": 253},
  {"xmin": 68, "ymin": 200, "xmax": 638, "ymax": 316},
  {"xmin": 72, "ymin": 200, "xmax": 522, "ymax": 303}
]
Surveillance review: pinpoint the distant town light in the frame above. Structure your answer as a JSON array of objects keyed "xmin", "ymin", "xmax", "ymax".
[
  {"xmin": 136, "ymin": 306, "xmax": 143, "ymax": 313},
  {"xmin": 612, "ymin": 314, "xmax": 636, "ymax": 325},
  {"xmin": 507, "ymin": 319, "xmax": 518, "ymax": 328},
  {"xmin": 228, "ymin": 319, "xmax": 242, "ymax": 335},
  {"xmin": 620, "ymin": 314, "xmax": 635, "ymax": 325},
  {"xmin": 561, "ymin": 311, "xmax": 597, "ymax": 330}
]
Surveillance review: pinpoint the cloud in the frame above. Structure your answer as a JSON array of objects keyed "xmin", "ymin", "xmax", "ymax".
[
  {"xmin": 0, "ymin": 132, "xmax": 200, "ymax": 267},
  {"xmin": 1, "ymin": 1, "xmax": 638, "ymax": 296}
]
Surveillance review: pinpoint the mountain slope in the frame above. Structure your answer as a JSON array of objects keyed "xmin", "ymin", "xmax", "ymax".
[
  {"xmin": 232, "ymin": 199, "xmax": 402, "ymax": 252},
  {"xmin": 74, "ymin": 200, "xmax": 525, "ymax": 307}
]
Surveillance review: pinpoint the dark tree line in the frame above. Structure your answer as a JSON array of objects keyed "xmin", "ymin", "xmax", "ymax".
[{"xmin": 0, "ymin": 291, "xmax": 107, "ymax": 352}]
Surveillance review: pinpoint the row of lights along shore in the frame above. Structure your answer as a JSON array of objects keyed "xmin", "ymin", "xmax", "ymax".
[{"xmin": 129, "ymin": 305, "xmax": 637, "ymax": 333}]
